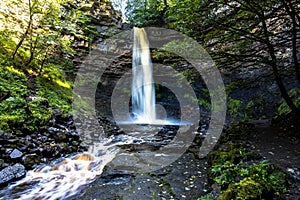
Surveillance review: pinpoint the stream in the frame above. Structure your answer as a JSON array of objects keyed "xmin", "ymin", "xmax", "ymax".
[
  {"xmin": 0, "ymin": 122, "xmax": 209, "ymax": 199},
  {"xmin": 0, "ymin": 27, "xmax": 223, "ymax": 199}
]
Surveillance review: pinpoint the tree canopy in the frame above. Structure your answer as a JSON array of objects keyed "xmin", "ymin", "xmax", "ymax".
[
  {"xmin": 0, "ymin": 0, "xmax": 104, "ymax": 131},
  {"xmin": 124, "ymin": 0, "xmax": 300, "ymax": 116}
]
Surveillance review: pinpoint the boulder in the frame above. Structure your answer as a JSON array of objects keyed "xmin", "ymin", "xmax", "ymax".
[{"xmin": 0, "ymin": 163, "xmax": 26, "ymax": 186}]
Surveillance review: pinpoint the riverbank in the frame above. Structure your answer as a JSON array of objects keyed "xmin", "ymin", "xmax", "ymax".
[{"xmin": 77, "ymin": 114, "xmax": 300, "ymax": 199}]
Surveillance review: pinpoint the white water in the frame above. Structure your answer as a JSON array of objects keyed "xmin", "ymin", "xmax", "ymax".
[
  {"xmin": 2, "ymin": 138, "xmax": 129, "ymax": 200},
  {"xmin": 0, "ymin": 27, "xmax": 179, "ymax": 200},
  {"xmin": 131, "ymin": 27, "xmax": 156, "ymax": 124}
]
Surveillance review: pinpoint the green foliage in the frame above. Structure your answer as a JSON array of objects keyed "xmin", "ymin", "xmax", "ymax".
[
  {"xmin": 219, "ymin": 177, "xmax": 264, "ymax": 200},
  {"xmin": 197, "ymin": 194, "xmax": 217, "ymax": 200},
  {"xmin": 0, "ymin": 96, "xmax": 27, "ymax": 130},
  {"xmin": 164, "ymin": 0, "xmax": 300, "ymax": 115},
  {"xmin": 0, "ymin": 63, "xmax": 71, "ymax": 130},
  {"xmin": 36, "ymin": 71, "xmax": 72, "ymax": 114},
  {"xmin": 166, "ymin": 0, "xmax": 205, "ymax": 39},
  {"xmin": 0, "ymin": 65, "xmax": 28, "ymax": 130},
  {"xmin": 209, "ymin": 156, "xmax": 288, "ymax": 199},
  {"xmin": 151, "ymin": 49, "xmax": 183, "ymax": 64},
  {"xmin": 24, "ymin": 97, "xmax": 53, "ymax": 131},
  {"xmin": 209, "ymin": 144, "xmax": 250, "ymax": 166},
  {"xmin": 198, "ymin": 88, "xmax": 211, "ymax": 110},
  {"xmin": 226, "ymin": 97, "xmax": 255, "ymax": 120},
  {"xmin": 216, "ymin": 161, "xmax": 287, "ymax": 200},
  {"xmin": 207, "ymin": 125, "xmax": 288, "ymax": 200},
  {"xmin": 227, "ymin": 97, "xmax": 242, "ymax": 118},
  {"xmin": 0, "ymin": 0, "xmax": 102, "ymax": 132},
  {"xmin": 277, "ymin": 88, "xmax": 300, "ymax": 116},
  {"xmin": 62, "ymin": 5, "xmax": 98, "ymax": 42},
  {"xmin": 125, "ymin": 0, "xmax": 166, "ymax": 26},
  {"xmin": 0, "ymin": 66, "xmax": 28, "ymax": 97},
  {"xmin": 151, "ymin": 191, "xmax": 156, "ymax": 200}
]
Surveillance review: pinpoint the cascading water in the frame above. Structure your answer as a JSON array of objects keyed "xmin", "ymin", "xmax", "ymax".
[
  {"xmin": 0, "ymin": 138, "xmax": 127, "ymax": 200},
  {"xmin": 131, "ymin": 27, "xmax": 156, "ymax": 123},
  {"xmin": 0, "ymin": 27, "xmax": 181, "ymax": 200}
]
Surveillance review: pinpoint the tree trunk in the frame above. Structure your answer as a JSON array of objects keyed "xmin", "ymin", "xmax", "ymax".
[
  {"xmin": 11, "ymin": 0, "xmax": 32, "ymax": 60},
  {"xmin": 282, "ymin": 0, "xmax": 300, "ymax": 84},
  {"xmin": 12, "ymin": 23, "xmax": 31, "ymax": 60},
  {"xmin": 261, "ymin": 11, "xmax": 300, "ymax": 116},
  {"xmin": 25, "ymin": 30, "xmax": 39, "ymax": 66}
]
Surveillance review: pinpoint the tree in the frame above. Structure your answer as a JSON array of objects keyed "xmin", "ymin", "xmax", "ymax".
[
  {"xmin": 280, "ymin": 0, "xmax": 300, "ymax": 84},
  {"xmin": 7, "ymin": 0, "xmax": 68, "ymax": 66},
  {"xmin": 3, "ymin": 0, "xmax": 98, "ymax": 73},
  {"xmin": 167, "ymin": 0, "xmax": 300, "ymax": 116},
  {"xmin": 11, "ymin": 0, "xmax": 34, "ymax": 60},
  {"xmin": 125, "ymin": 0, "xmax": 168, "ymax": 26}
]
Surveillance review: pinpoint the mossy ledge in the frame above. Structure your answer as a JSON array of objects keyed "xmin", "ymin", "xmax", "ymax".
[{"xmin": 199, "ymin": 122, "xmax": 291, "ymax": 200}]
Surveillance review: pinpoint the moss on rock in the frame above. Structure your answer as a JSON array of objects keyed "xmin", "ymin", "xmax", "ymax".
[{"xmin": 205, "ymin": 122, "xmax": 289, "ymax": 200}]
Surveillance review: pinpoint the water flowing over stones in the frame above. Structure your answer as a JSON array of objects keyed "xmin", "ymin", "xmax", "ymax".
[{"xmin": 1, "ymin": 136, "xmax": 124, "ymax": 199}]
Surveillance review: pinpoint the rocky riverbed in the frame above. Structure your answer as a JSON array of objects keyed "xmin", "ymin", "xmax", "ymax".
[
  {"xmin": 77, "ymin": 151, "xmax": 210, "ymax": 200},
  {"xmin": 0, "ymin": 111, "xmax": 87, "ymax": 186}
]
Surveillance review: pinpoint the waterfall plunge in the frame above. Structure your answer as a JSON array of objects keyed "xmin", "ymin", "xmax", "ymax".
[{"xmin": 131, "ymin": 27, "xmax": 156, "ymax": 123}]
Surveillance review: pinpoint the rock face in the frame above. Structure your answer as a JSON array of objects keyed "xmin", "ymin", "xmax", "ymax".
[
  {"xmin": 0, "ymin": 164, "xmax": 26, "ymax": 186},
  {"xmin": 90, "ymin": 0, "xmax": 122, "ymax": 26},
  {"xmin": 90, "ymin": 0, "xmax": 122, "ymax": 41},
  {"xmin": 70, "ymin": 0, "xmax": 124, "ymax": 79}
]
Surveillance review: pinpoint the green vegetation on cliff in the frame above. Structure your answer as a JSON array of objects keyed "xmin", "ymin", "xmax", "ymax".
[{"xmin": 0, "ymin": 0, "xmax": 119, "ymax": 131}]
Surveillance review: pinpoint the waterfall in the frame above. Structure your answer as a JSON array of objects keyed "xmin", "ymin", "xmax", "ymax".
[
  {"xmin": 0, "ymin": 27, "xmax": 180, "ymax": 200},
  {"xmin": 131, "ymin": 27, "xmax": 156, "ymax": 123}
]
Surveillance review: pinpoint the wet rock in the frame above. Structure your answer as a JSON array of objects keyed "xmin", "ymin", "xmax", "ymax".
[
  {"xmin": 22, "ymin": 154, "xmax": 41, "ymax": 168},
  {"xmin": 0, "ymin": 138, "xmax": 5, "ymax": 144},
  {"xmin": 166, "ymin": 130, "xmax": 176, "ymax": 137},
  {"xmin": 52, "ymin": 131, "xmax": 67, "ymax": 141},
  {"xmin": 5, "ymin": 148, "xmax": 13, "ymax": 154},
  {"xmin": 39, "ymin": 136, "xmax": 48, "ymax": 143},
  {"xmin": 7, "ymin": 138, "xmax": 18, "ymax": 143},
  {"xmin": 2, "ymin": 132, "xmax": 12, "ymax": 139},
  {"xmin": 0, "ymin": 159, "xmax": 9, "ymax": 170},
  {"xmin": 67, "ymin": 120, "xmax": 74, "ymax": 126},
  {"xmin": 0, "ymin": 163, "xmax": 26, "ymax": 186},
  {"xmin": 48, "ymin": 127, "xmax": 60, "ymax": 133},
  {"xmin": 66, "ymin": 131, "xmax": 80, "ymax": 140},
  {"xmin": 25, "ymin": 135, "xmax": 32, "ymax": 141},
  {"xmin": 70, "ymin": 141, "xmax": 80, "ymax": 146},
  {"xmin": 53, "ymin": 109, "xmax": 62, "ymax": 118},
  {"xmin": 18, "ymin": 145, "xmax": 28, "ymax": 152},
  {"xmin": 56, "ymin": 124, "xmax": 67, "ymax": 130},
  {"xmin": 10, "ymin": 149, "xmax": 23, "ymax": 159},
  {"xmin": 42, "ymin": 146, "xmax": 54, "ymax": 157},
  {"xmin": 0, "ymin": 103, "xmax": 86, "ymax": 179}
]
